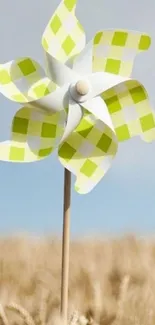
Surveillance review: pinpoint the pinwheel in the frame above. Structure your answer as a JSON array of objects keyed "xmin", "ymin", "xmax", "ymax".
[{"xmin": 0, "ymin": 0, "xmax": 154, "ymax": 322}]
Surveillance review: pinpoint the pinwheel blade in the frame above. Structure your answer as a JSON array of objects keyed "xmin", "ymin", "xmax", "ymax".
[
  {"xmin": 42, "ymin": 0, "xmax": 86, "ymax": 66},
  {"xmin": 102, "ymin": 80, "xmax": 155, "ymax": 142},
  {"xmin": 58, "ymin": 101, "xmax": 118, "ymax": 194},
  {"xmin": 45, "ymin": 52, "xmax": 79, "ymax": 86},
  {"xmin": 93, "ymin": 30, "xmax": 151, "ymax": 77},
  {"xmin": 29, "ymin": 83, "xmax": 69, "ymax": 114},
  {"xmin": 73, "ymin": 40, "xmax": 93, "ymax": 75},
  {"xmin": 60, "ymin": 99, "xmax": 83, "ymax": 143},
  {"xmin": 0, "ymin": 106, "xmax": 66, "ymax": 162},
  {"xmin": 0, "ymin": 58, "xmax": 56, "ymax": 103}
]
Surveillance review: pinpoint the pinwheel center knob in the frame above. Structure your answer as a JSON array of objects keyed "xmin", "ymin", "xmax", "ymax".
[{"xmin": 75, "ymin": 80, "xmax": 90, "ymax": 96}]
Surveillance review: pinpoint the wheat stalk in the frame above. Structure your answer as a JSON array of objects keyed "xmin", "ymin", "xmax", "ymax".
[
  {"xmin": 116, "ymin": 275, "xmax": 130, "ymax": 322},
  {"xmin": 92, "ymin": 281, "xmax": 102, "ymax": 320},
  {"xmin": 39, "ymin": 288, "xmax": 49, "ymax": 325},
  {"xmin": 6, "ymin": 302, "xmax": 35, "ymax": 325},
  {"xmin": 68, "ymin": 310, "xmax": 79, "ymax": 325},
  {"xmin": 0, "ymin": 303, "xmax": 9, "ymax": 325},
  {"xmin": 78, "ymin": 315, "xmax": 89, "ymax": 325}
]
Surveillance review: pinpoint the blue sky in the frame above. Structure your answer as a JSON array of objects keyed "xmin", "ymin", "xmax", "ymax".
[{"xmin": 0, "ymin": 0, "xmax": 155, "ymax": 236}]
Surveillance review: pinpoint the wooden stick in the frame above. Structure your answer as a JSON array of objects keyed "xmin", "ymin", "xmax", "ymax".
[{"xmin": 60, "ymin": 168, "xmax": 71, "ymax": 325}]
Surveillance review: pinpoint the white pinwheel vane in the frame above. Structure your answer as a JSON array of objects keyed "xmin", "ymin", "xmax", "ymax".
[{"xmin": 0, "ymin": 0, "xmax": 154, "ymax": 194}]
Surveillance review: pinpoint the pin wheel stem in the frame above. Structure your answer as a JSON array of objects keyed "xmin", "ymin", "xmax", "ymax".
[{"xmin": 61, "ymin": 168, "xmax": 71, "ymax": 324}]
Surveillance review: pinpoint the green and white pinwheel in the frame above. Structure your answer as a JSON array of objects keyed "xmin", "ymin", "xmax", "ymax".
[{"xmin": 0, "ymin": 0, "xmax": 154, "ymax": 194}]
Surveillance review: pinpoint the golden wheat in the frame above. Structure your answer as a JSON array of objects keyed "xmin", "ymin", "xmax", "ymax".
[
  {"xmin": 0, "ymin": 234, "xmax": 154, "ymax": 325},
  {"xmin": 6, "ymin": 303, "xmax": 36, "ymax": 325},
  {"xmin": 69, "ymin": 310, "xmax": 79, "ymax": 325},
  {"xmin": 0, "ymin": 303, "xmax": 9, "ymax": 325},
  {"xmin": 115, "ymin": 275, "xmax": 130, "ymax": 322}
]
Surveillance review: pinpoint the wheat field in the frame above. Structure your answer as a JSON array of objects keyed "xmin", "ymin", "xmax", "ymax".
[{"xmin": 0, "ymin": 234, "xmax": 155, "ymax": 325}]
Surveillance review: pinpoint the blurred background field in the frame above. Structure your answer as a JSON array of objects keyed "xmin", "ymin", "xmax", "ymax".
[{"xmin": 0, "ymin": 234, "xmax": 155, "ymax": 325}]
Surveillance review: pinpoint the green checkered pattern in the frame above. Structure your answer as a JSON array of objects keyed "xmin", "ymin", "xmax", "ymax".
[
  {"xmin": 0, "ymin": 58, "xmax": 56, "ymax": 103},
  {"xmin": 58, "ymin": 110, "xmax": 117, "ymax": 194},
  {"xmin": 0, "ymin": 106, "xmax": 66, "ymax": 162},
  {"xmin": 0, "ymin": 0, "xmax": 154, "ymax": 195},
  {"xmin": 42, "ymin": 0, "xmax": 85, "ymax": 64},
  {"xmin": 102, "ymin": 80, "xmax": 155, "ymax": 142},
  {"xmin": 93, "ymin": 30, "xmax": 151, "ymax": 77}
]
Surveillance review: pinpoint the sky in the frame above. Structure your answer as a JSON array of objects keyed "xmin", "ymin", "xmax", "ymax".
[{"xmin": 0, "ymin": 0, "xmax": 155, "ymax": 237}]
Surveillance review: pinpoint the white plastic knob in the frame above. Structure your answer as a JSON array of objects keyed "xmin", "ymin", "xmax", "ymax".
[{"xmin": 75, "ymin": 80, "xmax": 90, "ymax": 96}]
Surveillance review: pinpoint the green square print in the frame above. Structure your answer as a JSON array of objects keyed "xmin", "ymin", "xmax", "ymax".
[
  {"xmin": 140, "ymin": 114, "xmax": 155, "ymax": 132},
  {"xmin": 41, "ymin": 123, "xmax": 56, "ymax": 138},
  {"xmin": 80, "ymin": 159, "xmax": 97, "ymax": 177},
  {"xmin": 97, "ymin": 134, "xmax": 112, "ymax": 153},
  {"xmin": 105, "ymin": 95, "xmax": 121, "ymax": 114},
  {"xmin": 50, "ymin": 15, "xmax": 62, "ymax": 34},
  {"xmin": 112, "ymin": 31, "xmax": 128, "ymax": 46},
  {"xmin": 18, "ymin": 59, "xmax": 36, "ymax": 76},
  {"xmin": 12, "ymin": 117, "xmax": 29, "ymax": 134},
  {"xmin": 139, "ymin": 35, "xmax": 151, "ymax": 50},
  {"xmin": 0, "ymin": 70, "xmax": 11, "ymax": 84},
  {"xmin": 105, "ymin": 59, "xmax": 121, "ymax": 74},
  {"xmin": 76, "ymin": 120, "xmax": 93, "ymax": 138},
  {"xmin": 62, "ymin": 36, "xmax": 75, "ymax": 55},
  {"xmin": 130, "ymin": 86, "xmax": 147, "ymax": 104},
  {"xmin": 59, "ymin": 142, "xmax": 76, "ymax": 160},
  {"xmin": 9, "ymin": 147, "xmax": 25, "ymax": 161},
  {"xmin": 115, "ymin": 124, "xmax": 130, "ymax": 141}
]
